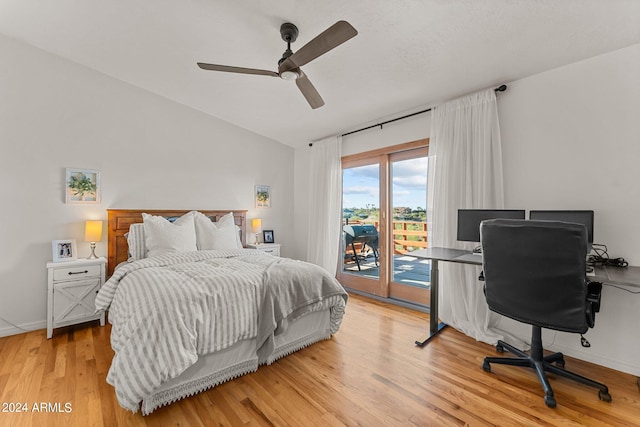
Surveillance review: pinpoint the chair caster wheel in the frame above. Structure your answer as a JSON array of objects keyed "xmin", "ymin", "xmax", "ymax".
[
  {"xmin": 555, "ymin": 361, "xmax": 565, "ymax": 368},
  {"xmin": 544, "ymin": 395, "xmax": 557, "ymax": 408},
  {"xmin": 496, "ymin": 344, "xmax": 504, "ymax": 353},
  {"xmin": 598, "ymin": 390, "xmax": 612, "ymax": 402},
  {"xmin": 482, "ymin": 361, "xmax": 491, "ymax": 372}
]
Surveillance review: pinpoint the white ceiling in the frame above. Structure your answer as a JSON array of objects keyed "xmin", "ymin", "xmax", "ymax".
[{"xmin": 1, "ymin": 1, "xmax": 639, "ymax": 148}]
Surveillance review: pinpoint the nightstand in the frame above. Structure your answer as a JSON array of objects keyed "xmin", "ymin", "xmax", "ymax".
[
  {"xmin": 247, "ymin": 243, "xmax": 281, "ymax": 257},
  {"xmin": 46, "ymin": 257, "xmax": 106, "ymax": 339}
]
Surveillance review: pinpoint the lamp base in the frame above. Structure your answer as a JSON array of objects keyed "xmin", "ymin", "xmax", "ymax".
[
  {"xmin": 254, "ymin": 234, "xmax": 260, "ymax": 245},
  {"xmin": 87, "ymin": 242, "xmax": 98, "ymax": 259}
]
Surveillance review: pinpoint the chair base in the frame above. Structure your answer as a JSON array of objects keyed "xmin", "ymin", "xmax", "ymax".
[{"xmin": 482, "ymin": 326, "xmax": 611, "ymax": 408}]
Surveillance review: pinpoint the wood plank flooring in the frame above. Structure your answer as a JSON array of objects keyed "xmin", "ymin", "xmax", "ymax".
[{"xmin": 1, "ymin": 293, "xmax": 639, "ymax": 426}]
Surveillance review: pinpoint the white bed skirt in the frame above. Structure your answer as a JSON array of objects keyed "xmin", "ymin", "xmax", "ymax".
[{"xmin": 141, "ymin": 309, "xmax": 332, "ymax": 415}]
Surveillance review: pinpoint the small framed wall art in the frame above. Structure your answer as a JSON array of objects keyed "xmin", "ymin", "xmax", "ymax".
[
  {"xmin": 255, "ymin": 185, "xmax": 271, "ymax": 208},
  {"xmin": 66, "ymin": 168, "xmax": 101, "ymax": 204},
  {"xmin": 52, "ymin": 239, "xmax": 77, "ymax": 262},
  {"xmin": 263, "ymin": 230, "xmax": 274, "ymax": 244}
]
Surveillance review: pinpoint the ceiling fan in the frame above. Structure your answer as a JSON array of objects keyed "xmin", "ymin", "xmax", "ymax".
[{"xmin": 197, "ymin": 21, "xmax": 358, "ymax": 109}]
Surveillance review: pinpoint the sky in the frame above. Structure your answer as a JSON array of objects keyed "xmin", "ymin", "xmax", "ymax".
[{"xmin": 342, "ymin": 157, "xmax": 428, "ymax": 210}]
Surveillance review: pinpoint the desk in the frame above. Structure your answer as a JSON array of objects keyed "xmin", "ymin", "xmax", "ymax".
[
  {"xmin": 411, "ymin": 247, "xmax": 640, "ymax": 347},
  {"xmin": 591, "ymin": 265, "xmax": 640, "ymax": 289},
  {"xmin": 411, "ymin": 247, "xmax": 482, "ymax": 347},
  {"xmin": 591, "ymin": 265, "xmax": 640, "ymax": 389}
]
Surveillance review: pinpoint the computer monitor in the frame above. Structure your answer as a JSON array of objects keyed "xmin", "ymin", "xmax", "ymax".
[
  {"xmin": 457, "ymin": 209, "xmax": 526, "ymax": 243},
  {"xmin": 529, "ymin": 210, "xmax": 594, "ymax": 243}
]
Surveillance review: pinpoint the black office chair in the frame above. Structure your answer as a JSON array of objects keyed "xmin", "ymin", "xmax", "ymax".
[{"xmin": 479, "ymin": 219, "xmax": 611, "ymax": 408}]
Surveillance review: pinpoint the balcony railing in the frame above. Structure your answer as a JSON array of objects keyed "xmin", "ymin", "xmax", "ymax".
[
  {"xmin": 343, "ymin": 219, "xmax": 428, "ymax": 256},
  {"xmin": 392, "ymin": 220, "xmax": 428, "ymax": 254}
]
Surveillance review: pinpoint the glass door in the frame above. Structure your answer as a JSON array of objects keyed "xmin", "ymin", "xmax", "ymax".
[
  {"xmin": 338, "ymin": 157, "xmax": 386, "ymax": 296},
  {"xmin": 338, "ymin": 142, "xmax": 430, "ymax": 306},
  {"xmin": 388, "ymin": 149, "xmax": 430, "ymax": 305}
]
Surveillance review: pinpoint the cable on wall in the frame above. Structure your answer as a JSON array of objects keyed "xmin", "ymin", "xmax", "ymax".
[{"xmin": 308, "ymin": 84, "xmax": 507, "ymax": 147}]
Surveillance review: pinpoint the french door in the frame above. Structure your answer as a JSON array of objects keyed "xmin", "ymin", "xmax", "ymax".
[{"xmin": 337, "ymin": 140, "xmax": 430, "ymax": 306}]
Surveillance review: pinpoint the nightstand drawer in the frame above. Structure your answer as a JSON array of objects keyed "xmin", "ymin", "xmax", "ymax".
[
  {"xmin": 246, "ymin": 243, "xmax": 281, "ymax": 257},
  {"xmin": 52, "ymin": 264, "xmax": 101, "ymax": 281}
]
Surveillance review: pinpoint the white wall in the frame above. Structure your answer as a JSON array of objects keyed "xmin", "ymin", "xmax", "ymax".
[
  {"xmin": 0, "ymin": 35, "xmax": 294, "ymax": 336},
  {"xmin": 498, "ymin": 43, "xmax": 640, "ymax": 375},
  {"xmin": 293, "ymin": 43, "xmax": 640, "ymax": 375}
]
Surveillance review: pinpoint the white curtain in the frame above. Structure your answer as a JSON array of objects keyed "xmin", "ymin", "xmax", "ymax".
[
  {"xmin": 307, "ymin": 136, "xmax": 343, "ymax": 275},
  {"xmin": 427, "ymin": 89, "xmax": 505, "ymax": 344}
]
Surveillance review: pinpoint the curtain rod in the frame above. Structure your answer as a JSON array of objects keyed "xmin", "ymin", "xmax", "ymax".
[
  {"xmin": 309, "ymin": 84, "xmax": 507, "ymax": 146},
  {"xmin": 342, "ymin": 84, "xmax": 507, "ymax": 137}
]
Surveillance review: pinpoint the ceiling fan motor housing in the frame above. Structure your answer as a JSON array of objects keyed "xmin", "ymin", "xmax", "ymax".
[
  {"xmin": 278, "ymin": 23, "xmax": 298, "ymax": 68},
  {"xmin": 280, "ymin": 23, "xmax": 299, "ymax": 43}
]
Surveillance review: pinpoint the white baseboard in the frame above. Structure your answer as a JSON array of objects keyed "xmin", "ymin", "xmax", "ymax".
[
  {"xmin": 0, "ymin": 320, "xmax": 47, "ymax": 338},
  {"xmin": 550, "ymin": 342, "xmax": 640, "ymax": 378}
]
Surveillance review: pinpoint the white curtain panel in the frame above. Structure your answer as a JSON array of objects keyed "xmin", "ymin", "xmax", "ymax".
[
  {"xmin": 307, "ymin": 136, "xmax": 343, "ymax": 275},
  {"xmin": 427, "ymin": 88, "xmax": 505, "ymax": 344}
]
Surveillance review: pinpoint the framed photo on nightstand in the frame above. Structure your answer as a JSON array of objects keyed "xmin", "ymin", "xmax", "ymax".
[
  {"xmin": 263, "ymin": 230, "xmax": 274, "ymax": 244},
  {"xmin": 52, "ymin": 239, "xmax": 77, "ymax": 262}
]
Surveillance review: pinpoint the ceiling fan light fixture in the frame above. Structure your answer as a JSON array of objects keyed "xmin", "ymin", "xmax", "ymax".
[{"xmin": 280, "ymin": 69, "xmax": 300, "ymax": 80}]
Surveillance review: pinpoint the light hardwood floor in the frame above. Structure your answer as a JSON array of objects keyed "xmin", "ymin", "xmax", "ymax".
[{"xmin": 1, "ymin": 293, "xmax": 639, "ymax": 426}]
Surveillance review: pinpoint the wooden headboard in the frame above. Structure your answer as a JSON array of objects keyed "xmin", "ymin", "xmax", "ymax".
[{"xmin": 107, "ymin": 209, "xmax": 247, "ymax": 277}]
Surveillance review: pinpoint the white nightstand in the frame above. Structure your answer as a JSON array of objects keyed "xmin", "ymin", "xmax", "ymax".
[
  {"xmin": 46, "ymin": 257, "xmax": 106, "ymax": 339},
  {"xmin": 247, "ymin": 243, "xmax": 281, "ymax": 257}
]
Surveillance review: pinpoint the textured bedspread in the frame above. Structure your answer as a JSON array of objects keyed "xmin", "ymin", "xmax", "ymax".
[
  {"xmin": 95, "ymin": 249, "xmax": 347, "ymax": 412},
  {"xmin": 257, "ymin": 258, "xmax": 348, "ymax": 360}
]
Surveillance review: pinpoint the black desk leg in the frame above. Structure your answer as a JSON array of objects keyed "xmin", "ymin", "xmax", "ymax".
[{"xmin": 415, "ymin": 258, "xmax": 448, "ymax": 346}]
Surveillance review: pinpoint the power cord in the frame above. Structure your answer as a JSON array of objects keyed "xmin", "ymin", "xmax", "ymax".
[
  {"xmin": 603, "ymin": 283, "xmax": 640, "ymax": 294},
  {"xmin": 583, "ymin": 246, "xmax": 638, "ymax": 345},
  {"xmin": 586, "ymin": 244, "xmax": 640, "ymax": 293},
  {"xmin": 588, "ymin": 244, "xmax": 629, "ymax": 268}
]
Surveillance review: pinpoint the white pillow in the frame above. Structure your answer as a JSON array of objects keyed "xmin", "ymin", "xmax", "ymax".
[
  {"xmin": 142, "ymin": 212, "xmax": 197, "ymax": 257},
  {"xmin": 217, "ymin": 212, "xmax": 243, "ymax": 249},
  {"xmin": 126, "ymin": 223, "xmax": 147, "ymax": 261},
  {"xmin": 194, "ymin": 211, "xmax": 243, "ymax": 250}
]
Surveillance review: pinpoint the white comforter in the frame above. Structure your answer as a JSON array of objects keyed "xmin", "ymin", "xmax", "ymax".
[{"xmin": 95, "ymin": 249, "xmax": 347, "ymax": 412}]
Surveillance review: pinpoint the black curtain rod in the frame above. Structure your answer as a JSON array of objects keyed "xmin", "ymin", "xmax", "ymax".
[
  {"xmin": 309, "ymin": 84, "xmax": 507, "ymax": 146},
  {"xmin": 342, "ymin": 84, "xmax": 507, "ymax": 137}
]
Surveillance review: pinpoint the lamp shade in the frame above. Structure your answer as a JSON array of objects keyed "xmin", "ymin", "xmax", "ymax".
[
  {"xmin": 85, "ymin": 220, "xmax": 103, "ymax": 242},
  {"xmin": 251, "ymin": 218, "xmax": 262, "ymax": 234}
]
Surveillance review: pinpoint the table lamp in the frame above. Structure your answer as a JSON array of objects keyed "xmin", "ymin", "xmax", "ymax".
[
  {"xmin": 251, "ymin": 218, "xmax": 262, "ymax": 245},
  {"xmin": 84, "ymin": 220, "xmax": 103, "ymax": 259}
]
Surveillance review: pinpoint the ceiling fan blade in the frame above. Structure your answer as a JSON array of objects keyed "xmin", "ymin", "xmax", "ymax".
[
  {"xmin": 296, "ymin": 72, "xmax": 325, "ymax": 109},
  {"xmin": 284, "ymin": 21, "xmax": 357, "ymax": 69},
  {"xmin": 197, "ymin": 63, "xmax": 279, "ymax": 77}
]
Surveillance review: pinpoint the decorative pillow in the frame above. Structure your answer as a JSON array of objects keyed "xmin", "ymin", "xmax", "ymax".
[
  {"xmin": 142, "ymin": 212, "xmax": 197, "ymax": 257},
  {"xmin": 217, "ymin": 212, "xmax": 244, "ymax": 249},
  {"xmin": 126, "ymin": 223, "xmax": 147, "ymax": 261},
  {"xmin": 194, "ymin": 211, "xmax": 243, "ymax": 250}
]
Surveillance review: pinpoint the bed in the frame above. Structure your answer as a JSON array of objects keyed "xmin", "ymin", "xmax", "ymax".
[{"xmin": 97, "ymin": 209, "xmax": 348, "ymax": 415}]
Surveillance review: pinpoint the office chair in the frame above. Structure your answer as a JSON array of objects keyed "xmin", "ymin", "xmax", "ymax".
[{"xmin": 479, "ymin": 219, "xmax": 611, "ymax": 408}]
